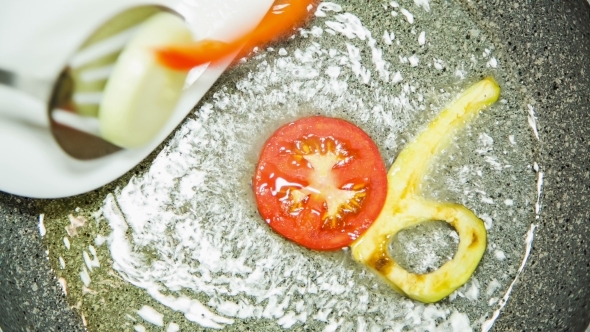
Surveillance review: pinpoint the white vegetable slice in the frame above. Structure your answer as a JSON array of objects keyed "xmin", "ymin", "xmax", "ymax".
[{"xmin": 99, "ymin": 12, "xmax": 193, "ymax": 148}]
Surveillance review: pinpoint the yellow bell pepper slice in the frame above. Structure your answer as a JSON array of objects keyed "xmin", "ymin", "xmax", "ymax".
[{"xmin": 351, "ymin": 77, "xmax": 501, "ymax": 303}]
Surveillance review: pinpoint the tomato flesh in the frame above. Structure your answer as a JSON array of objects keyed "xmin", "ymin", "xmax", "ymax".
[{"xmin": 253, "ymin": 116, "xmax": 388, "ymax": 250}]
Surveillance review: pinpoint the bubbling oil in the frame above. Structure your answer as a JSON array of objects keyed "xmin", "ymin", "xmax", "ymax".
[
  {"xmin": 43, "ymin": 1, "xmax": 538, "ymax": 331},
  {"xmin": 389, "ymin": 221, "xmax": 460, "ymax": 274}
]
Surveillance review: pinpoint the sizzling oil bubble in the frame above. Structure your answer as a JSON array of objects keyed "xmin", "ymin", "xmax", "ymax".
[
  {"xmin": 43, "ymin": 0, "xmax": 538, "ymax": 331},
  {"xmin": 389, "ymin": 220, "xmax": 459, "ymax": 274}
]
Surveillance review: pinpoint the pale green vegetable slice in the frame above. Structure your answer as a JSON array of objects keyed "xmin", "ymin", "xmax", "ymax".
[
  {"xmin": 351, "ymin": 77, "xmax": 501, "ymax": 303},
  {"xmin": 99, "ymin": 12, "xmax": 192, "ymax": 148}
]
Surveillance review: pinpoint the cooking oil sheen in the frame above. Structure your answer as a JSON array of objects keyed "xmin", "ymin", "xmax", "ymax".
[{"xmin": 42, "ymin": 1, "xmax": 540, "ymax": 331}]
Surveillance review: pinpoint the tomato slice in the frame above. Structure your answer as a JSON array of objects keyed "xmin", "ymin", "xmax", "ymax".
[{"xmin": 253, "ymin": 116, "xmax": 388, "ymax": 250}]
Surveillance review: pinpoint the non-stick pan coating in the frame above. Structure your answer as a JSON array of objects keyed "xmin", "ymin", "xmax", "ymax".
[{"xmin": 1, "ymin": 0, "xmax": 589, "ymax": 331}]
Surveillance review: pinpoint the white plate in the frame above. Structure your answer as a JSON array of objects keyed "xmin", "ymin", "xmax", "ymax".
[{"xmin": 0, "ymin": 0, "xmax": 273, "ymax": 198}]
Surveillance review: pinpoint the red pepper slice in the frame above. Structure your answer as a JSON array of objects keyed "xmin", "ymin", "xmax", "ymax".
[{"xmin": 156, "ymin": 0, "xmax": 317, "ymax": 70}]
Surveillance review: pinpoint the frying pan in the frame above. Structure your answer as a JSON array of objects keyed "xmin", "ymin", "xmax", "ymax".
[{"xmin": 1, "ymin": 0, "xmax": 589, "ymax": 331}]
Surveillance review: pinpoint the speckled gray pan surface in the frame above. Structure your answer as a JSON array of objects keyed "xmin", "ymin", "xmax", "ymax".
[
  {"xmin": 464, "ymin": 0, "xmax": 590, "ymax": 330},
  {"xmin": 1, "ymin": 0, "xmax": 589, "ymax": 331}
]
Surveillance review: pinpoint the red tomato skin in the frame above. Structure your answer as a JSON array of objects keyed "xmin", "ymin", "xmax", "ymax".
[{"xmin": 253, "ymin": 116, "xmax": 388, "ymax": 250}]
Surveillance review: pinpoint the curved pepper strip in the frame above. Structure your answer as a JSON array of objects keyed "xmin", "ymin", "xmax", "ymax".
[
  {"xmin": 351, "ymin": 77, "xmax": 501, "ymax": 303},
  {"xmin": 155, "ymin": 0, "xmax": 317, "ymax": 70}
]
